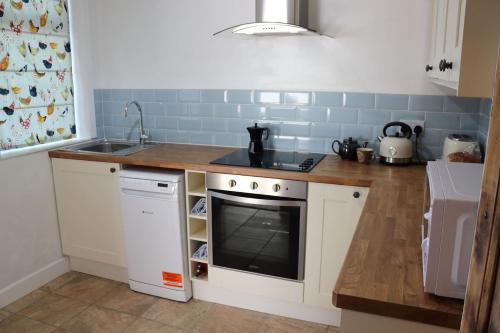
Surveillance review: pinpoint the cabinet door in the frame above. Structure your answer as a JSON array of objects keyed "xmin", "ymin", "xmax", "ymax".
[
  {"xmin": 447, "ymin": 0, "xmax": 465, "ymax": 83},
  {"xmin": 52, "ymin": 158, "xmax": 126, "ymax": 267},
  {"xmin": 427, "ymin": 0, "xmax": 444, "ymax": 79},
  {"xmin": 304, "ymin": 183, "xmax": 369, "ymax": 308},
  {"xmin": 434, "ymin": 0, "xmax": 452, "ymax": 81},
  {"xmin": 429, "ymin": 0, "xmax": 465, "ymax": 83}
]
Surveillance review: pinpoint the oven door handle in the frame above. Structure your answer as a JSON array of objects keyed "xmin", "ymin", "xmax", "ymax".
[{"xmin": 207, "ymin": 190, "xmax": 306, "ymax": 207}]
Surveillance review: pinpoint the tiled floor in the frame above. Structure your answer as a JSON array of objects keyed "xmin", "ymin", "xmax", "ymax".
[{"xmin": 1, "ymin": 271, "xmax": 340, "ymax": 333}]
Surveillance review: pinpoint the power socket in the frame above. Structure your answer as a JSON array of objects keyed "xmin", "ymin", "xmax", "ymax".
[{"xmin": 401, "ymin": 120, "xmax": 425, "ymax": 134}]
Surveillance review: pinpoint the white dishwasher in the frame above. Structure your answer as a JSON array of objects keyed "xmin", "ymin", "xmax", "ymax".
[{"xmin": 120, "ymin": 167, "xmax": 192, "ymax": 302}]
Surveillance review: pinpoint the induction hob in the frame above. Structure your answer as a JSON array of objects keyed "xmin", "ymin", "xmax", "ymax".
[{"xmin": 210, "ymin": 149, "xmax": 326, "ymax": 172}]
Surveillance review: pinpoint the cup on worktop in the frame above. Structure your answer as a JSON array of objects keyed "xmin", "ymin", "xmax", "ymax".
[{"xmin": 356, "ymin": 147, "xmax": 375, "ymax": 164}]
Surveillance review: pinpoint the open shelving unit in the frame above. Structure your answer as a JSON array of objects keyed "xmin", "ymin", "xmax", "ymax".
[{"xmin": 185, "ymin": 170, "xmax": 209, "ymax": 281}]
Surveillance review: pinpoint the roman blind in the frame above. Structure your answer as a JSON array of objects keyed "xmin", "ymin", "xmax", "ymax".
[{"xmin": 0, "ymin": 0, "xmax": 75, "ymax": 151}]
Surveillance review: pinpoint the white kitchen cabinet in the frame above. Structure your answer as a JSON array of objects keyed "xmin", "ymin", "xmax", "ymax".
[
  {"xmin": 52, "ymin": 158, "xmax": 126, "ymax": 267},
  {"xmin": 304, "ymin": 183, "xmax": 369, "ymax": 308},
  {"xmin": 426, "ymin": 0, "xmax": 500, "ymax": 97}
]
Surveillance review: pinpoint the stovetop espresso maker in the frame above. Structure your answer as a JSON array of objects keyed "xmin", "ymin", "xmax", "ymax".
[{"xmin": 247, "ymin": 123, "xmax": 270, "ymax": 154}]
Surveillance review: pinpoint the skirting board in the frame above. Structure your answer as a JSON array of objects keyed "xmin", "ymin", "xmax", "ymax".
[
  {"xmin": 0, "ymin": 257, "xmax": 69, "ymax": 308},
  {"xmin": 341, "ymin": 310, "xmax": 458, "ymax": 333},
  {"xmin": 69, "ymin": 257, "xmax": 128, "ymax": 283},
  {"xmin": 192, "ymin": 279, "xmax": 341, "ymax": 327}
]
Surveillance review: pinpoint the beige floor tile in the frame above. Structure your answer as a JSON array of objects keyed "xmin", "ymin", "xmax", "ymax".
[
  {"xmin": 2, "ymin": 289, "xmax": 50, "ymax": 313},
  {"xmin": 41, "ymin": 271, "xmax": 86, "ymax": 293},
  {"xmin": 54, "ymin": 275, "xmax": 120, "ymax": 304},
  {"xmin": 327, "ymin": 326, "xmax": 340, "ymax": 332},
  {"xmin": 142, "ymin": 298, "xmax": 212, "ymax": 329},
  {"xmin": 61, "ymin": 305, "xmax": 136, "ymax": 333},
  {"xmin": 123, "ymin": 318, "xmax": 186, "ymax": 333},
  {"xmin": 19, "ymin": 292, "xmax": 88, "ymax": 327},
  {"xmin": 0, "ymin": 310, "xmax": 11, "ymax": 323},
  {"xmin": 191, "ymin": 303, "xmax": 264, "ymax": 333},
  {"xmin": 0, "ymin": 314, "xmax": 55, "ymax": 333},
  {"xmin": 259, "ymin": 314, "xmax": 328, "ymax": 333},
  {"xmin": 96, "ymin": 284, "xmax": 158, "ymax": 316}
]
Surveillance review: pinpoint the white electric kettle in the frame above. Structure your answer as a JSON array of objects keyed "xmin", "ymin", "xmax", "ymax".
[{"xmin": 377, "ymin": 122, "xmax": 413, "ymax": 165}]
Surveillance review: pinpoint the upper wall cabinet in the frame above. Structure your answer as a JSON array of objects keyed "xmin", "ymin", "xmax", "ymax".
[{"xmin": 426, "ymin": 0, "xmax": 500, "ymax": 97}]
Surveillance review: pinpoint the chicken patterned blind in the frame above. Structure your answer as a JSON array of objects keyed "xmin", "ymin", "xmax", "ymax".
[{"xmin": 0, "ymin": 0, "xmax": 75, "ymax": 151}]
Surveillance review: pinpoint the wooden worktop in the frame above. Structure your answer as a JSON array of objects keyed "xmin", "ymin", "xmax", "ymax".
[{"xmin": 49, "ymin": 143, "xmax": 464, "ymax": 328}]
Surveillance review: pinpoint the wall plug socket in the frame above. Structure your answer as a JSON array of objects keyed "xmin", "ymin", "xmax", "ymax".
[{"xmin": 400, "ymin": 120, "xmax": 425, "ymax": 134}]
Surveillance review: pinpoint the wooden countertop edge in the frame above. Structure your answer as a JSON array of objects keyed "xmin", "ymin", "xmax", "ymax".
[
  {"xmin": 48, "ymin": 150, "xmax": 374, "ymax": 187},
  {"xmin": 332, "ymin": 292, "xmax": 461, "ymax": 329}
]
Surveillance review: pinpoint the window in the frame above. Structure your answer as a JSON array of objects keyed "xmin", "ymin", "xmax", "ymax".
[{"xmin": 0, "ymin": 0, "xmax": 75, "ymax": 151}]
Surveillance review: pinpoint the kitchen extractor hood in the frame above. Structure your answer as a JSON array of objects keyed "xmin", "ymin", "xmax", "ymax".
[{"xmin": 214, "ymin": 0, "xmax": 323, "ymax": 37}]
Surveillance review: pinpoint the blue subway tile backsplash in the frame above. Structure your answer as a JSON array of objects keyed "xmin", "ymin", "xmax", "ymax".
[
  {"xmin": 425, "ymin": 112, "xmax": 461, "ymax": 130},
  {"xmin": 409, "ymin": 95, "xmax": 444, "ymax": 112},
  {"xmin": 478, "ymin": 98, "xmax": 492, "ymax": 148},
  {"xmin": 331, "ymin": 108, "xmax": 358, "ymax": 124},
  {"xmin": 178, "ymin": 90, "xmax": 201, "ymax": 103},
  {"xmin": 201, "ymin": 90, "xmax": 226, "ymax": 103},
  {"xmin": 345, "ymin": 92, "xmax": 375, "ymax": 109},
  {"xmin": 189, "ymin": 104, "xmax": 213, "ymax": 117},
  {"xmin": 214, "ymin": 104, "xmax": 239, "ymax": 118},
  {"xmin": 375, "ymin": 94, "xmax": 409, "ymax": 110},
  {"xmin": 284, "ymin": 92, "xmax": 311, "ymax": 105},
  {"xmin": 358, "ymin": 110, "xmax": 391, "ymax": 125},
  {"xmin": 254, "ymin": 91, "xmax": 282, "ymax": 104},
  {"xmin": 94, "ymin": 89, "xmax": 492, "ymax": 161},
  {"xmin": 444, "ymin": 96, "xmax": 481, "ymax": 113},
  {"xmin": 313, "ymin": 92, "xmax": 343, "ymax": 107},
  {"xmin": 296, "ymin": 107, "xmax": 328, "ymax": 122},
  {"xmin": 227, "ymin": 90, "xmax": 253, "ymax": 104},
  {"xmin": 154, "ymin": 89, "xmax": 177, "ymax": 103}
]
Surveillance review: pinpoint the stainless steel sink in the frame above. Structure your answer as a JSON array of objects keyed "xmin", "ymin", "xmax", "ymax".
[{"xmin": 65, "ymin": 139, "xmax": 157, "ymax": 156}]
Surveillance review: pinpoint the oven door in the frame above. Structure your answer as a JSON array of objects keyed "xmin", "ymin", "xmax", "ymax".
[{"xmin": 207, "ymin": 190, "xmax": 306, "ymax": 281}]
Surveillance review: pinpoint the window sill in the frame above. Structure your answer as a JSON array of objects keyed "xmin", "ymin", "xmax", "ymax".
[{"xmin": 0, "ymin": 137, "xmax": 94, "ymax": 160}]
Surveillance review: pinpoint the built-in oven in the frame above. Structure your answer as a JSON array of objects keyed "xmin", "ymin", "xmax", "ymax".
[{"xmin": 207, "ymin": 173, "xmax": 307, "ymax": 281}]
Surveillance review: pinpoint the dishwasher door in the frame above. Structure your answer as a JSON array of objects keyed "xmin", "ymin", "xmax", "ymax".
[{"xmin": 121, "ymin": 182, "xmax": 191, "ymax": 301}]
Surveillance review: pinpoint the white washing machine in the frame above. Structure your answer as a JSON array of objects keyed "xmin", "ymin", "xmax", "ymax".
[{"xmin": 120, "ymin": 167, "xmax": 192, "ymax": 302}]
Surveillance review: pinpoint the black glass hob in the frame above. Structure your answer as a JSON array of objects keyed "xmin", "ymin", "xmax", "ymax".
[{"xmin": 210, "ymin": 149, "xmax": 326, "ymax": 172}]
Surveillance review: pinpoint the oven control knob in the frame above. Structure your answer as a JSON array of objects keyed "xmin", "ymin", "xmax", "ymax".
[
  {"xmin": 272, "ymin": 184, "xmax": 281, "ymax": 192},
  {"xmin": 228, "ymin": 179, "xmax": 237, "ymax": 188},
  {"xmin": 250, "ymin": 182, "xmax": 259, "ymax": 190}
]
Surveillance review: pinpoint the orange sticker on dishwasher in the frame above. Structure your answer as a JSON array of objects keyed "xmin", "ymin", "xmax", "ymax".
[{"xmin": 162, "ymin": 271, "xmax": 183, "ymax": 288}]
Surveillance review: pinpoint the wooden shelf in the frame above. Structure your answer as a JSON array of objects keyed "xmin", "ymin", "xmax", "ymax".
[
  {"xmin": 189, "ymin": 228, "xmax": 207, "ymax": 242},
  {"xmin": 190, "ymin": 258, "xmax": 208, "ymax": 264},
  {"xmin": 189, "ymin": 213, "xmax": 206, "ymax": 220},
  {"xmin": 185, "ymin": 170, "xmax": 208, "ymax": 282},
  {"xmin": 191, "ymin": 274, "xmax": 208, "ymax": 281},
  {"xmin": 188, "ymin": 182, "xmax": 206, "ymax": 197},
  {"xmin": 188, "ymin": 186, "xmax": 206, "ymax": 197}
]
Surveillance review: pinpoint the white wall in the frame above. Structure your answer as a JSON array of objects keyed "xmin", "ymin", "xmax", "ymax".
[
  {"xmin": 71, "ymin": 0, "xmax": 97, "ymax": 139},
  {"xmin": 0, "ymin": 152, "xmax": 63, "ymax": 290},
  {"xmin": 0, "ymin": 0, "xmax": 94, "ymax": 305},
  {"xmin": 89, "ymin": 0, "xmax": 447, "ymax": 95}
]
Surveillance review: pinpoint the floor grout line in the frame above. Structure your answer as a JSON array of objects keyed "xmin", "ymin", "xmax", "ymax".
[{"xmin": 0, "ymin": 310, "xmax": 60, "ymax": 332}]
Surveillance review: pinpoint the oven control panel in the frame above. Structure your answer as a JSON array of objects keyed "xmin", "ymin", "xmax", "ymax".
[{"xmin": 206, "ymin": 172, "xmax": 307, "ymax": 199}]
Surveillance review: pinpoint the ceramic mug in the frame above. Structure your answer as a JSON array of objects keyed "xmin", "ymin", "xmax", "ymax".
[{"xmin": 357, "ymin": 148, "xmax": 375, "ymax": 164}]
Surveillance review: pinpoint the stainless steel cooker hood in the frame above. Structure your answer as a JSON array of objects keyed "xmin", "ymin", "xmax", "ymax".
[{"xmin": 214, "ymin": 0, "xmax": 321, "ymax": 37}]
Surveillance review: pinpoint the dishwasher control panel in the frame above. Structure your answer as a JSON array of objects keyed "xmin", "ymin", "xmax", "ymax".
[{"xmin": 120, "ymin": 177, "xmax": 177, "ymax": 195}]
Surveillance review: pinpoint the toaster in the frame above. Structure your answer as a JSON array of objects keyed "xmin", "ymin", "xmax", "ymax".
[{"xmin": 441, "ymin": 134, "xmax": 479, "ymax": 160}]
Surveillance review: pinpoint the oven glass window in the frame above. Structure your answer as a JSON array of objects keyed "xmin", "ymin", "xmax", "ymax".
[{"xmin": 210, "ymin": 193, "xmax": 302, "ymax": 280}]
